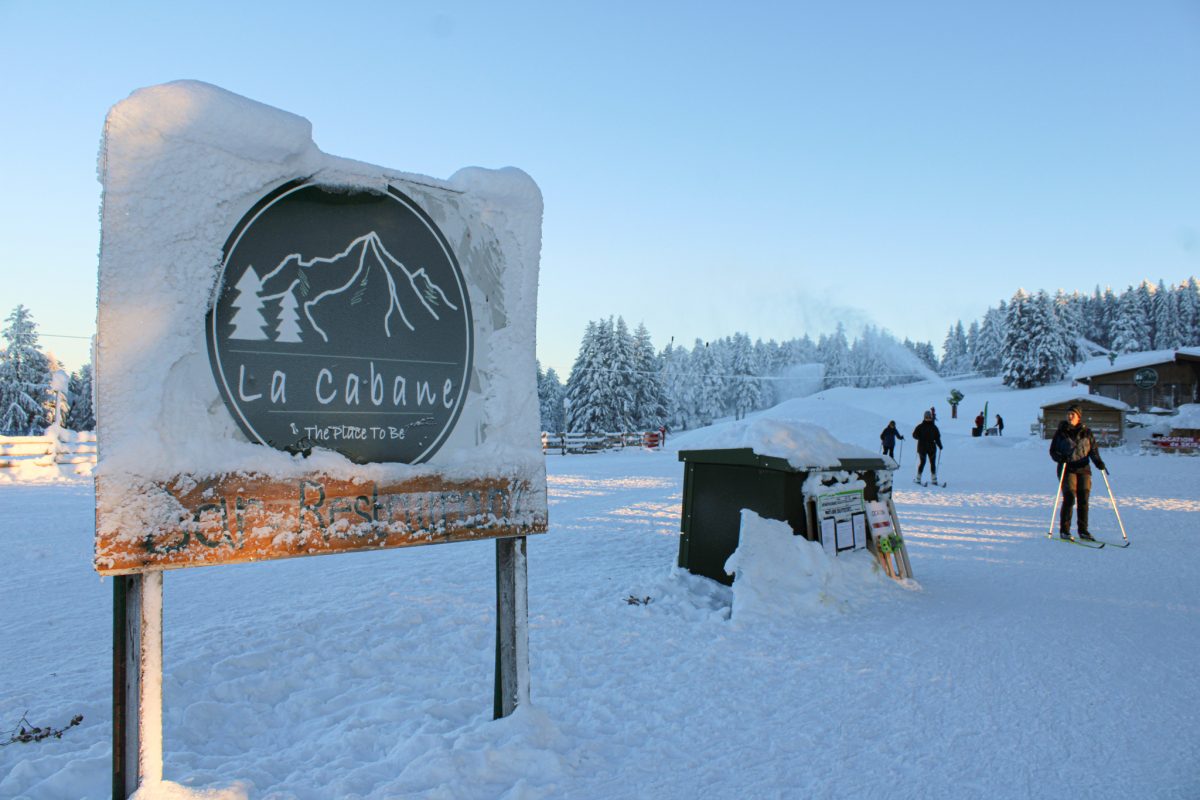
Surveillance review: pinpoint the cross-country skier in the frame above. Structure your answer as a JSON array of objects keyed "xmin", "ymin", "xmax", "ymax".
[
  {"xmin": 880, "ymin": 420, "xmax": 904, "ymax": 459},
  {"xmin": 912, "ymin": 411, "xmax": 943, "ymax": 485},
  {"xmin": 1049, "ymin": 405, "xmax": 1107, "ymax": 541}
]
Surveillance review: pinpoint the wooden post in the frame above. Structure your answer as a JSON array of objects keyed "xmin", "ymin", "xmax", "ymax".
[
  {"xmin": 494, "ymin": 536, "xmax": 529, "ymax": 719},
  {"xmin": 113, "ymin": 571, "xmax": 164, "ymax": 798}
]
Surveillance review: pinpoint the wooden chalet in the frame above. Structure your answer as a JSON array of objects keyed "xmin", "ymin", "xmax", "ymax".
[
  {"xmin": 1072, "ymin": 347, "xmax": 1200, "ymax": 411},
  {"xmin": 1040, "ymin": 395, "xmax": 1130, "ymax": 445}
]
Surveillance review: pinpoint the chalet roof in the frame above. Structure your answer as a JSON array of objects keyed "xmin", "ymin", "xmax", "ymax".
[
  {"xmin": 1072, "ymin": 347, "xmax": 1200, "ymax": 381},
  {"xmin": 1040, "ymin": 394, "xmax": 1131, "ymax": 412}
]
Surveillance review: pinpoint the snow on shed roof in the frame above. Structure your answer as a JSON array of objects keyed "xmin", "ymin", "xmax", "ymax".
[
  {"xmin": 1072, "ymin": 347, "xmax": 1200, "ymax": 381},
  {"xmin": 1040, "ymin": 393, "xmax": 1131, "ymax": 412}
]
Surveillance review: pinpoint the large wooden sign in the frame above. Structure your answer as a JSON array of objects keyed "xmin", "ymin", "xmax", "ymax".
[
  {"xmin": 97, "ymin": 81, "xmax": 543, "ymax": 797},
  {"xmin": 94, "ymin": 81, "xmax": 547, "ymax": 576}
]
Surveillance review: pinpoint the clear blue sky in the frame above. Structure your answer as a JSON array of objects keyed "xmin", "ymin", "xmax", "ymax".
[{"xmin": 2, "ymin": 0, "xmax": 1197, "ymax": 376}]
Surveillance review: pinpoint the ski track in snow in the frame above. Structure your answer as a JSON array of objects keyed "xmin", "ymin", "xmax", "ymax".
[{"xmin": 1, "ymin": 443, "xmax": 1198, "ymax": 799}]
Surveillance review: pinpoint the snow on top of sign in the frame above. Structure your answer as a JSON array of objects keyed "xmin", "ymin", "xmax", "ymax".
[
  {"xmin": 673, "ymin": 415, "xmax": 880, "ymax": 469},
  {"xmin": 95, "ymin": 80, "xmax": 543, "ymax": 488}
]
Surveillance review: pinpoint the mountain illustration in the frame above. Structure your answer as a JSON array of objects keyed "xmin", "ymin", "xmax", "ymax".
[{"xmin": 239, "ymin": 232, "xmax": 460, "ymax": 344}]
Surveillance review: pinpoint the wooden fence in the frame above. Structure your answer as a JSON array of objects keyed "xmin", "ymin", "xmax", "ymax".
[
  {"xmin": 541, "ymin": 431, "xmax": 665, "ymax": 455},
  {"xmin": 0, "ymin": 429, "xmax": 98, "ymax": 469}
]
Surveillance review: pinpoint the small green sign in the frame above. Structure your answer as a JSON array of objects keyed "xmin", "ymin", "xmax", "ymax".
[{"xmin": 1133, "ymin": 367, "xmax": 1158, "ymax": 389}]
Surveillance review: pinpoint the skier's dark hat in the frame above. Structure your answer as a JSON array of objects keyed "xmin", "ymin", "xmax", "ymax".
[{"xmin": 1067, "ymin": 404, "xmax": 1083, "ymax": 417}]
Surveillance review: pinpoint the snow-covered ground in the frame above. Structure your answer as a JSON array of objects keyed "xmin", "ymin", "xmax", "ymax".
[{"xmin": 3, "ymin": 378, "xmax": 1199, "ymax": 799}]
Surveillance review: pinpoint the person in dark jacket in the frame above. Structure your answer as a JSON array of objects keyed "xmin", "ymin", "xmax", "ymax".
[
  {"xmin": 1049, "ymin": 405, "xmax": 1107, "ymax": 541},
  {"xmin": 880, "ymin": 420, "xmax": 904, "ymax": 459},
  {"xmin": 995, "ymin": 414, "xmax": 1004, "ymax": 436},
  {"xmin": 912, "ymin": 411, "xmax": 943, "ymax": 484}
]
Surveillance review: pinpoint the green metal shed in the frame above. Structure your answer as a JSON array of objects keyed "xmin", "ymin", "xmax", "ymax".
[{"xmin": 677, "ymin": 448, "xmax": 892, "ymax": 585}]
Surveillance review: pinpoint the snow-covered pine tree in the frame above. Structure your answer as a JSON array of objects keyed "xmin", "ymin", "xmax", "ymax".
[
  {"xmin": 753, "ymin": 338, "xmax": 782, "ymax": 408},
  {"xmin": 1177, "ymin": 277, "xmax": 1200, "ymax": 345},
  {"xmin": 580, "ymin": 318, "xmax": 619, "ymax": 431},
  {"xmin": 65, "ymin": 363, "xmax": 96, "ymax": 431},
  {"xmin": 973, "ymin": 305, "xmax": 1006, "ymax": 376},
  {"xmin": 1027, "ymin": 291, "xmax": 1071, "ymax": 383},
  {"xmin": 819, "ymin": 324, "xmax": 852, "ymax": 389},
  {"xmin": 1053, "ymin": 290, "xmax": 1084, "ymax": 364},
  {"xmin": 691, "ymin": 339, "xmax": 723, "ymax": 426},
  {"xmin": 631, "ymin": 323, "xmax": 667, "ymax": 430},
  {"xmin": 660, "ymin": 340, "xmax": 695, "ymax": 431},
  {"xmin": 849, "ymin": 326, "xmax": 894, "ymax": 387},
  {"xmin": 0, "ymin": 305, "xmax": 53, "ymax": 434},
  {"xmin": 1002, "ymin": 290, "xmax": 1035, "ymax": 388},
  {"xmin": 1110, "ymin": 287, "xmax": 1149, "ymax": 354},
  {"xmin": 1152, "ymin": 279, "xmax": 1182, "ymax": 349},
  {"xmin": 1135, "ymin": 281, "xmax": 1156, "ymax": 350},
  {"xmin": 565, "ymin": 321, "xmax": 606, "ymax": 432},
  {"xmin": 939, "ymin": 321, "xmax": 971, "ymax": 375},
  {"xmin": 536, "ymin": 362, "xmax": 566, "ymax": 433},
  {"xmin": 609, "ymin": 317, "xmax": 638, "ymax": 431},
  {"xmin": 966, "ymin": 321, "xmax": 980, "ymax": 370},
  {"xmin": 903, "ymin": 339, "xmax": 938, "ymax": 372},
  {"xmin": 727, "ymin": 332, "xmax": 760, "ymax": 419},
  {"xmin": 1099, "ymin": 287, "xmax": 1118, "ymax": 349}
]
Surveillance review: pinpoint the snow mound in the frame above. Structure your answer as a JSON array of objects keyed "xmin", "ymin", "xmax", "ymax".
[
  {"xmin": 1172, "ymin": 404, "xmax": 1200, "ymax": 429},
  {"xmin": 725, "ymin": 510, "xmax": 896, "ymax": 622},
  {"xmin": 672, "ymin": 417, "xmax": 878, "ymax": 469}
]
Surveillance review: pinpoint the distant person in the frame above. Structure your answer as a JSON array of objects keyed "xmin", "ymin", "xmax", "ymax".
[
  {"xmin": 880, "ymin": 420, "xmax": 904, "ymax": 459},
  {"xmin": 929, "ymin": 406, "xmax": 937, "ymax": 422},
  {"xmin": 912, "ymin": 411, "xmax": 943, "ymax": 484},
  {"xmin": 973, "ymin": 411, "xmax": 984, "ymax": 437},
  {"xmin": 995, "ymin": 414, "xmax": 1004, "ymax": 436},
  {"xmin": 1050, "ymin": 405, "xmax": 1107, "ymax": 541}
]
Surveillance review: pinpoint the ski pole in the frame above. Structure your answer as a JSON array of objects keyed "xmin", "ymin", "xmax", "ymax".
[
  {"xmin": 898, "ymin": 438, "xmax": 904, "ymax": 467},
  {"xmin": 1100, "ymin": 469, "xmax": 1130, "ymax": 544},
  {"xmin": 1048, "ymin": 463, "xmax": 1066, "ymax": 537}
]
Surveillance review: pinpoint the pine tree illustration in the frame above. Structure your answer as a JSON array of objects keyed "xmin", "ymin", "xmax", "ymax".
[
  {"xmin": 274, "ymin": 285, "xmax": 303, "ymax": 343},
  {"xmin": 229, "ymin": 267, "xmax": 269, "ymax": 340}
]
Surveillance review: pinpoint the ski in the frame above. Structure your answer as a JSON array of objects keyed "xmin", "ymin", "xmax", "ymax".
[
  {"xmin": 1050, "ymin": 535, "xmax": 1105, "ymax": 549},
  {"xmin": 1090, "ymin": 538, "xmax": 1130, "ymax": 549}
]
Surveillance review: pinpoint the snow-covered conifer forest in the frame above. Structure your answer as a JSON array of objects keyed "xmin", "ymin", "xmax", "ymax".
[
  {"xmin": 0, "ymin": 305, "xmax": 93, "ymax": 435},
  {"xmin": 542, "ymin": 278, "xmax": 1200, "ymax": 433}
]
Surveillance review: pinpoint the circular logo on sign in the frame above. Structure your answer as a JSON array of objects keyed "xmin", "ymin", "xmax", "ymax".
[
  {"xmin": 207, "ymin": 182, "xmax": 473, "ymax": 464},
  {"xmin": 1133, "ymin": 367, "xmax": 1158, "ymax": 389}
]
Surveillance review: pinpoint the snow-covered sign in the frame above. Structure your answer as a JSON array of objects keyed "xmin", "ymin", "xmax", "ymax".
[
  {"xmin": 814, "ymin": 488, "xmax": 864, "ymax": 520},
  {"xmin": 94, "ymin": 81, "xmax": 547, "ymax": 575}
]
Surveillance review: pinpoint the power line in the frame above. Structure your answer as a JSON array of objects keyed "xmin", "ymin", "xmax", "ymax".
[{"xmin": 569, "ymin": 365, "xmax": 943, "ymax": 382}]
